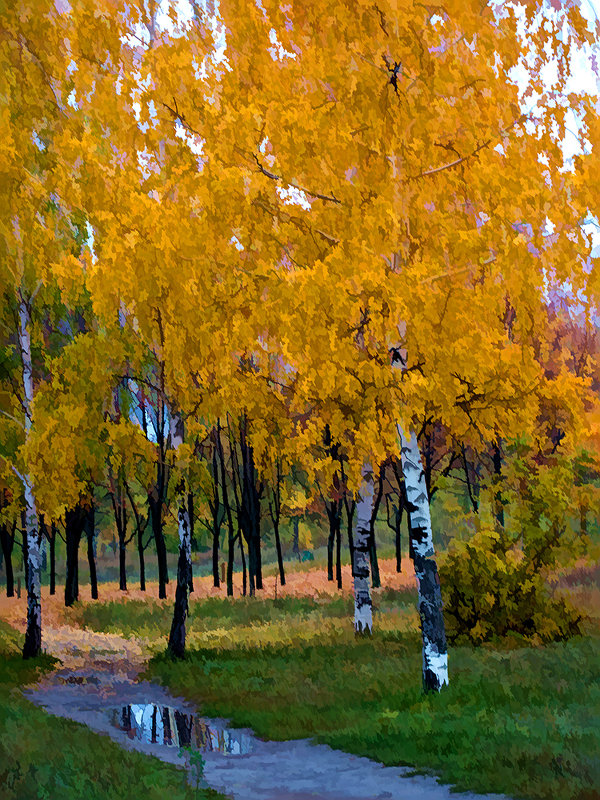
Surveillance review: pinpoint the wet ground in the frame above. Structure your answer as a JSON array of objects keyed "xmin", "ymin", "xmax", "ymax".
[{"xmin": 26, "ymin": 668, "xmax": 510, "ymax": 800}]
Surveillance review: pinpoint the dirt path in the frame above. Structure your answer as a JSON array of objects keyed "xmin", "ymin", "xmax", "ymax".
[{"xmin": 26, "ymin": 666, "xmax": 510, "ymax": 800}]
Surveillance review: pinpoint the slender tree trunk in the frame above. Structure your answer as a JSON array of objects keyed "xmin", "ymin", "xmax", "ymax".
[
  {"xmin": 386, "ymin": 493, "xmax": 403, "ymax": 574},
  {"xmin": 239, "ymin": 417, "xmax": 262, "ymax": 592},
  {"xmin": 344, "ymin": 497, "xmax": 355, "ymax": 564},
  {"xmin": 369, "ymin": 472, "xmax": 384, "ymax": 589},
  {"xmin": 395, "ymin": 511, "xmax": 402, "ymax": 573},
  {"xmin": 18, "ymin": 294, "xmax": 42, "ymax": 659},
  {"xmin": 0, "ymin": 522, "xmax": 15, "ymax": 598},
  {"xmin": 85, "ymin": 505, "xmax": 98, "ymax": 600},
  {"xmin": 326, "ymin": 504, "xmax": 336, "ymax": 581},
  {"xmin": 352, "ymin": 465, "xmax": 375, "ymax": 634},
  {"xmin": 49, "ymin": 523, "xmax": 56, "ymax": 595},
  {"xmin": 335, "ymin": 522, "xmax": 342, "ymax": 589},
  {"xmin": 273, "ymin": 518, "xmax": 286, "ymax": 586},
  {"xmin": 118, "ymin": 531, "xmax": 127, "ymax": 591},
  {"xmin": 64, "ymin": 507, "xmax": 83, "ymax": 608},
  {"xmin": 215, "ymin": 422, "xmax": 235, "ymax": 597},
  {"xmin": 149, "ymin": 495, "xmax": 168, "ymax": 599},
  {"xmin": 239, "ymin": 534, "xmax": 247, "ymax": 596},
  {"xmin": 187, "ymin": 491, "xmax": 194, "ymax": 593},
  {"xmin": 167, "ymin": 488, "xmax": 191, "ymax": 659},
  {"xmin": 399, "ymin": 428, "xmax": 448, "ymax": 692},
  {"xmin": 21, "ymin": 520, "xmax": 29, "ymax": 593},
  {"xmin": 492, "ymin": 441, "xmax": 504, "ymax": 529},
  {"xmin": 211, "ymin": 450, "xmax": 221, "ymax": 589},
  {"xmin": 138, "ymin": 530, "xmax": 146, "ymax": 592}
]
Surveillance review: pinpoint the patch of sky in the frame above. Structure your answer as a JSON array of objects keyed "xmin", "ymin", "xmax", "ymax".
[{"xmin": 85, "ymin": 221, "xmax": 96, "ymax": 263}]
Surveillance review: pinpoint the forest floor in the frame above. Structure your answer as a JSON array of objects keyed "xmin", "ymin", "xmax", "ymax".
[{"xmin": 0, "ymin": 558, "xmax": 599, "ymax": 800}]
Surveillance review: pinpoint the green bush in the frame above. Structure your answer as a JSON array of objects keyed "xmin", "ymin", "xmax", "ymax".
[{"xmin": 440, "ymin": 528, "xmax": 583, "ymax": 644}]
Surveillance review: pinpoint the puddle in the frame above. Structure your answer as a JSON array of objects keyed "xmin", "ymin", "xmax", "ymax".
[
  {"xmin": 26, "ymin": 672, "xmax": 512, "ymax": 800},
  {"xmin": 108, "ymin": 704, "xmax": 253, "ymax": 755}
]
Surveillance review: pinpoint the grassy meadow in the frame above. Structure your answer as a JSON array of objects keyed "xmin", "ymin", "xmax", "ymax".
[{"xmin": 67, "ymin": 578, "xmax": 600, "ymax": 800}]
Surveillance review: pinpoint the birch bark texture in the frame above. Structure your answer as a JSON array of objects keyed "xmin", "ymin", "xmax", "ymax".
[
  {"xmin": 392, "ymin": 349, "xmax": 448, "ymax": 691},
  {"xmin": 352, "ymin": 464, "xmax": 375, "ymax": 634},
  {"xmin": 18, "ymin": 293, "xmax": 42, "ymax": 659}
]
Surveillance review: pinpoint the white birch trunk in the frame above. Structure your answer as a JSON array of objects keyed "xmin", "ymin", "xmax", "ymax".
[
  {"xmin": 18, "ymin": 294, "xmax": 42, "ymax": 659},
  {"xmin": 392, "ymin": 347, "xmax": 448, "ymax": 691},
  {"xmin": 352, "ymin": 464, "xmax": 375, "ymax": 633},
  {"xmin": 398, "ymin": 426, "xmax": 449, "ymax": 691}
]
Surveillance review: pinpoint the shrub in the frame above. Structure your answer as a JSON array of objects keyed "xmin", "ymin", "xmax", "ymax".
[{"xmin": 440, "ymin": 528, "xmax": 583, "ymax": 644}]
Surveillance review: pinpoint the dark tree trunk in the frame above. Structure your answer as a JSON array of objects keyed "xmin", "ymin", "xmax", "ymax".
[
  {"xmin": 269, "ymin": 460, "xmax": 286, "ymax": 587},
  {"xmin": 49, "ymin": 523, "xmax": 56, "ymax": 595},
  {"xmin": 118, "ymin": 533, "xmax": 127, "ymax": 591},
  {"xmin": 344, "ymin": 496, "xmax": 355, "ymax": 564},
  {"xmin": 326, "ymin": 500, "xmax": 341, "ymax": 582},
  {"xmin": 239, "ymin": 417, "xmax": 262, "ymax": 592},
  {"xmin": 187, "ymin": 491, "xmax": 195, "ymax": 593},
  {"xmin": 239, "ymin": 534, "xmax": 247, "ymax": 597},
  {"xmin": 149, "ymin": 494, "xmax": 168, "ymax": 599},
  {"xmin": 274, "ymin": 519, "xmax": 286, "ymax": 586},
  {"xmin": 327, "ymin": 514, "xmax": 335, "ymax": 581},
  {"xmin": 167, "ymin": 503, "xmax": 191, "ymax": 660},
  {"xmin": 493, "ymin": 441, "xmax": 504, "ymax": 529},
  {"xmin": 215, "ymin": 421, "xmax": 235, "ymax": 597},
  {"xmin": 335, "ymin": 522, "xmax": 342, "ymax": 589},
  {"xmin": 84, "ymin": 505, "xmax": 98, "ymax": 600},
  {"xmin": 0, "ymin": 521, "xmax": 15, "ymax": 598},
  {"xmin": 21, "ymin": 514, "xmax": 29, "ymax": 589},
  {"xmin": 138, "ymin": 530, "xmax": 146, "ymax": 592},
  {"xmin": 369, "ymin": 471, "xmax": 384, "ymax": 589},
  {"xmin": 211, "ymin": 449, "xmax": 221, "ymax": 589},
  {"xmin": 65, "ymin": 506, "xmax": 84, "ymax": 607}
]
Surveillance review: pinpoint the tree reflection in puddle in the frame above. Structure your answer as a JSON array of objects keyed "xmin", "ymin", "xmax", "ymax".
[{"xmin": 108, "ymin": 705, "xmax": 253, "ymax": 755}]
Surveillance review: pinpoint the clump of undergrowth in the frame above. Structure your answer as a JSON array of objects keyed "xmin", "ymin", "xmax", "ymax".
[{"xmin": 440, "ymin": 527, "xmax": 583, "ymax": 644}]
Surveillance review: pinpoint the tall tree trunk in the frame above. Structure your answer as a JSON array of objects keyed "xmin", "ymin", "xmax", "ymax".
[
  {"xmin": 18, "ymin": 294, "xmax": 42, "ymax": 659},
  {"xmin": 344, "ymin": 496, "xmax": 355, "ymax": 564},
  {"xmin": 187, "ymin": 491, "xmax": 195, "ymax": 593},
  {"xmin": 118, "ymin": 530, "xmax": 127, "ymax": 591},
  {"xmin": 369, "ymin": 471, "xmax": 384, "ymax": 589},
  {"xmin": 399, "ymin": 428, "xmax": 448, "ymax": 692},
  {"xmin": 492, "ymin": 440, "xmax": 504, "ymax": 529},
  {"xmin": 149, "ymin": 494, "xmax": 168, "ymax": 599},
  {"xmin": 352, "ymin": 465, "xmax": 375, "ymax": 634},
  {"xmin": 239, "ymin": 534, "xmax": 247, "ymax": 596},
  {"xmin": 326, "ymin": 502, "xmax": 337, "ymax": 581},
  {"xmin": 167, "ymin": 485, "xmax": 192, "ymax": 659},
  {"xmin": 386, "ymin": 492, "xmax": 403, "ymax": 574},
  {"xmin": 85, "ymin": 504, "xmax": 98, "ymax": 600},
  {"xmin": 216, "ymin": 421, "xmax": 235, "ymax": 597},
  {"xmin": 0, "ymin": 520, "xmax": 15, "ymax": 598},
  {"xmin": 138, "ymin": 530, "xmax": 146, "ymax": 592},
  {"xmin": 273, "ymin": 518, "xmax": 286, "ymax": 587},
  {"xmin": 49, "ymin": 522, "xmax": 56, "ymax": 595},
  {"xmin": 239, "ymin": 417, "xmax": 262, "ymax": 592},
  {"xmin": 335, "ymin": 522, "xmax": 342, "ymax": 589},
  {"xmin": 64, "ymin": 506, "xmax": 83, "ymax": 607},
  {"xmin": 211, "ymin": 448, "xmax": 221, "ymax": 589},
  {"xmin": 21, "ymin": 519, "xmax": 29, "ymax": 594}
]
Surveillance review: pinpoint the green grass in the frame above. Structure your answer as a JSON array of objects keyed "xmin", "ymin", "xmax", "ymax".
[
  {"xmin": 70, "ymin": 589, "xmax": 418, "ymax": 639},
  {"xmin": 134, "ymin": 595, "xmax": 600, "ymax": 800},
  {"xmin": 0, "ymin": 620, "xmax": 223, "ymax": 800}
]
